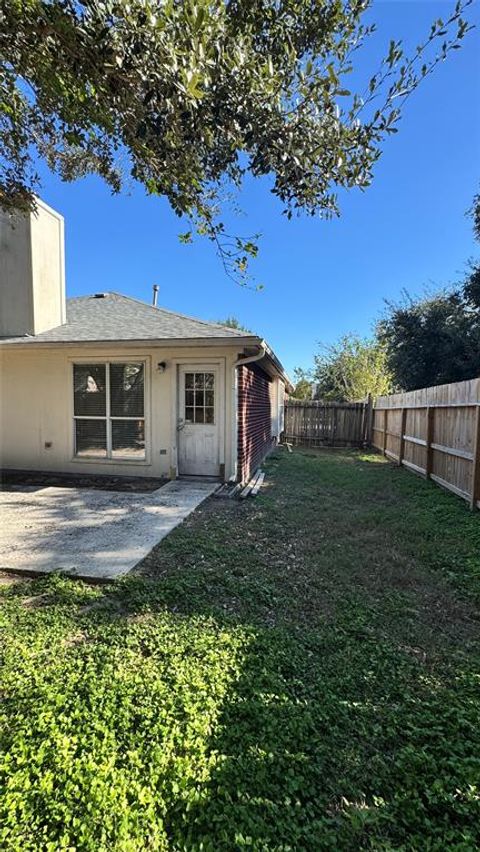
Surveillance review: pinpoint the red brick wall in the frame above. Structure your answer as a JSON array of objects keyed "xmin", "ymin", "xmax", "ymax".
[{"xmin": 237, "ymin": 363, "xmax": 274, "ymax": 483}]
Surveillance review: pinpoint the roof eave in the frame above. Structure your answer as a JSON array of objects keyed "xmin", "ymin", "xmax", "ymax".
[
  {"xmin": 254, "ymin": 339, "xmax": 294, "ymax": 392},
  {"xmin": 0, "ymin": 334, "xmax": 262, "ymax": 350}
]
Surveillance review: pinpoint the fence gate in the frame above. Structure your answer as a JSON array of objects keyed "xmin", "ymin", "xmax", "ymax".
[{"xmin": 283, "ymin": 399, "xmax": 372, "ymax": 448}]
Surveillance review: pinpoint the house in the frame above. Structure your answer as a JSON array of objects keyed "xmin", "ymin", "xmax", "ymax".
[{"xmin": 0, "ymin": 199, "xmax": 291, "ymax": 484}]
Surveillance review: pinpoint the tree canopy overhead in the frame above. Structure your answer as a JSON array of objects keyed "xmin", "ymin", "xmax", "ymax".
[{"xmin": 0, "ymin": 0, "xmax": 472, "ymax": 280}]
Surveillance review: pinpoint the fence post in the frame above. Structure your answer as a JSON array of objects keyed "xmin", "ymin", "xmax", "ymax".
[
  {"xmin": 382, "ymin": 409, "xmax": 388, "ymax": 456},
  {"xmin": 426, "ymin": 406, "xmax": 434, "ymax": 479},
  {"xmin": 398, "ymin": 407, "xmax": 407, "ymax": 466},
  {"xmin": 470, "ymin": 405, "xmax": 480, "ymax": 509},
  {"xmin": 363, "ymin": 394, "xmax": 373, "ymax": 446}
]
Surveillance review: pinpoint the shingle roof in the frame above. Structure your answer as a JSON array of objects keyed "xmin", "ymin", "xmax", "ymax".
[{"xmin": 0, "ymin": 292, "xmax": 257, "ymax": 344}]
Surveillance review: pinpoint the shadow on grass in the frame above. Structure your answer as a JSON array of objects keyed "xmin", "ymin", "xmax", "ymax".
[{"xmin": 1, "ymin": 569, "xmax": 479, "ymax": 850}]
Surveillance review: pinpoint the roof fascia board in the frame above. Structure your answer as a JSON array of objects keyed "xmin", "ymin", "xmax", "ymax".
[
  {"xmin": 257, "ymin": 340, "xmax": 293, "ymax": 391},
  {"xmin": 0, "ymin": 335, "xmax": 263, "ymax": 351}
]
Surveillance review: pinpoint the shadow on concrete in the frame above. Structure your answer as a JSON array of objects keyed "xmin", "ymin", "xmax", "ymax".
[{"xmin": 0, "ymin": 480, "xmax": 217, "ymax": 579}]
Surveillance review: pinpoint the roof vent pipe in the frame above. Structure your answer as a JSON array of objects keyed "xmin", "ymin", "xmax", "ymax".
[{"xmin": 152, "ymin": 284, "xmax": 159, "ymax": 307}]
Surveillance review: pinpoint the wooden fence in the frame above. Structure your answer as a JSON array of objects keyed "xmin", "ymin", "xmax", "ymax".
[
  {"xmin": 372, "ymin": 378, "xmax": 480, "ymax": 509},
  {"xmin": 284, "ymin": 398, "xmax": 372, "ymax": 447}
]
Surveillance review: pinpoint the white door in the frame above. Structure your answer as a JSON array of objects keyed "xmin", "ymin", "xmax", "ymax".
[{"xmin": 177, "ymin": 367, "xmax": 220, "ymax": 476}]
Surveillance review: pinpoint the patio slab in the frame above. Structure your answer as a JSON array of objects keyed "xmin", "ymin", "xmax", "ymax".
[{"xmin": 0, "ymin": 480, "xmax": 218, "ymax": 580}]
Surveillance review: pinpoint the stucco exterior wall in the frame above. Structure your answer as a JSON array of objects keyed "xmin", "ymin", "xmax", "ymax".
[
  {"xmin": 0, "ymin": 200, "xmax": 65, "ymax": 337},
  {"xmin": 0, "ymin": 344, "xmax": 241, "ymax": 480},
  {"xmin": 270, "ymin": 376, "xmax": 286, "ymax": 440}
]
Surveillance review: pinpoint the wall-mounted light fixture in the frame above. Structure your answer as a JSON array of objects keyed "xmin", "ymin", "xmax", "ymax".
[{"xmin": 157, "ymin": 361, "xmax": 167, "ymax": 373}]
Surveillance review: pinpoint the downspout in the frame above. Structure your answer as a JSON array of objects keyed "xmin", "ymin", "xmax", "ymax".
[{"xmin": 231, "ymin": 342, "xmax": 267, "ymax": 482}]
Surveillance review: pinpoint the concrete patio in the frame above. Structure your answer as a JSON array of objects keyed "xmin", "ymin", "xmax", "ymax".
[{"xmin": 0, "ymin": 479, "xmax": 218, "ymax": 580}]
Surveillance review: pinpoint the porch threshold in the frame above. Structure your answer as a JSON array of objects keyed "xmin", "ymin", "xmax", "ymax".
[{"xmin": 177, "ymin": 475, "xmax": 221, "ymax": 482}]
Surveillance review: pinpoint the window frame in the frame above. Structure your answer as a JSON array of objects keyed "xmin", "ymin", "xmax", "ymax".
[
  {"xmin": 183, "ymin": 370, "xmax": 216, "ymax": 425},
  {"xmin": 71, "ymin": 358, "xmax": 150, "ymax": 464}
]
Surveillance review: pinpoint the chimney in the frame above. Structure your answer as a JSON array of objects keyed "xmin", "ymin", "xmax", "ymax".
[
  {"xmin": 152, "ymin": 284, "xmax": 159, "ymax": 307},
  {"xmin": 0, "ymin": 198, "xmax": 66, "ymax": 337}
]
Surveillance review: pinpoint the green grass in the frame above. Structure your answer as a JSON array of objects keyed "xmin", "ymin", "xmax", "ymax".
[{"xmin": 1, "ymin": 450, "xmax": 480, "ymax": 850}]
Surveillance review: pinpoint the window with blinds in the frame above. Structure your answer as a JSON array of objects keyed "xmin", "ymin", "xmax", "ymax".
[{"xmin": 73, "ymin": 362, "xmax": 145, "ymax": 460}]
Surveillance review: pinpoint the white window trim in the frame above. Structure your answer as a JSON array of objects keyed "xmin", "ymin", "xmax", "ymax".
[
  {"xmin": 182, "ymin": 369, "xmax": 216, "ymax": 425},
  {"xmin": 69, "ymin": 357, "xmax": 151, "ymax": 465}
]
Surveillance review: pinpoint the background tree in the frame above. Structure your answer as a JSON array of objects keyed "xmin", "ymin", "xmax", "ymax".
[
  {"xmin": 377, "ymin": 192, "xmax": 480, "ymax": 391},
  {"xmin": 291, "ymin": 368, "xmax": 313, "ymax": 400},
  {"xmin": 471, "ymin": 191, "xmax": 480, "ymax": 243},
  {"xmin": 377, "ymin": 285, "xmax": 480, "ymax": 391},
  {"xmin": 0, "ymin": 0, "xmax": 472, "ymax": 281},
  {"xmin": 216, "ymin": 316, "xmax": 252, "ymax": 333},
  {"xmin": 310, "ymin": 333, "xmax": 392, "ymax": 401}
]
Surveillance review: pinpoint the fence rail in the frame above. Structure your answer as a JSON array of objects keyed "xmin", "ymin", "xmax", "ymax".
[
  {"xmin": 284, "ymin": 398, "xmax": 372, "ymax": 447},
  {"xmin": 372, "ymin": 378, "xmax": 480, "ymax": 509}
]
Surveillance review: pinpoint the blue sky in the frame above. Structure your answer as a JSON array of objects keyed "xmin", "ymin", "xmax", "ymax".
[{"xmin": 36, "ymin": 1, "xmax": 480, "ymax": 377}]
